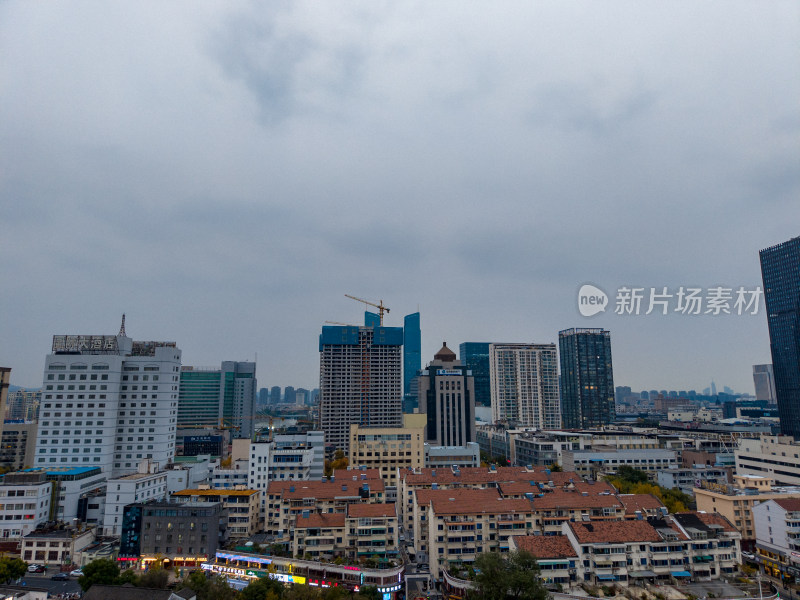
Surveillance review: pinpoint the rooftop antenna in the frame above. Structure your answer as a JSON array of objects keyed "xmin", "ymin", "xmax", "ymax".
[{"xmin": 118, "ymin": 314, "xmax": 127, "ymax": 337}]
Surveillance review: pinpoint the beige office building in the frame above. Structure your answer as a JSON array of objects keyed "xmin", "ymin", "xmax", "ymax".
[{"xmin": 348, "ymin": 414, "xmax": 426, "ymax": 487}]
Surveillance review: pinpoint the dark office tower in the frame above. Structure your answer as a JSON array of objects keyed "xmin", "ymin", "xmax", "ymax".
[
  {"xmin": 283, "ymin": 386, "xmax": 296, "ymax": 405},
  {"xmin": 459, "ymin": 343, "xmax": 491, "ymax": 407},
  {"xmin": 270, "ymin": 386, "xmax": 281, "ymax": 405},
  {"xmin": 319, "ymin": 325, "xmax": 403, "ymax": 453},
  {"xmin": 417, "ymin": 343, "xmax": 476, "ymax": 446},
  {"xmin": 559, "ymin": 328, "xmax": 615, "ymax": 429},
  {"xmin": 760, "ymin": 237, "xmax": 800, "ymax": 438},
  {"xmin": 404, "ymin": 312, "xmax": 421, "ymax": 408}
]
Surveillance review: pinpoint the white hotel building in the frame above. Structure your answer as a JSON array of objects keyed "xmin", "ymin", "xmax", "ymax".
[{"xmin": 34, "ymin": 319, "xmax": 181, "ymax": 478}]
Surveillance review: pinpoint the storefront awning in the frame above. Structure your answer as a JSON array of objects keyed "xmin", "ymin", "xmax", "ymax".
[
  {"xmin": 596, "ymin": 575, "xmax": 618, "ymax": 581},
  {"xmin": 671, "ymin": 571, "xmax": 692, "ymax": 577}
]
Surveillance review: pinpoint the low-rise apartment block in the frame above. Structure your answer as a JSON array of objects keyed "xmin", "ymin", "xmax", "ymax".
[
  {"xmin": 172, "ymin": 487, "xmax": 260, "ymax": 538},
  {"xmin": 0, "ymin": 472, "xmax": 52, "ymax": 538},
  {"xmin": 736, "ymin": 436, "xmax": 800, "ymax": 486},
  {"xmin": 753, "ymin": 498, "xmax": 800, "ymax": 581},
  {"xmin": 21, "ymin": 525, "xmax": 96, "ymax": 566},
  {"xmin": 103, "ymin": 462, "xmax": 168, "ymax": 536},
  {"xmin": 657, "ymin": 466, "xmax": 732, "ymax": 496},
  {"xmin": 348, "ymin": 418, "xmax": 425, "ymax": 488},
  {"xmin": 562, "ymin": 448, "xmax": 678, "ymax": 480},
  {"xmin": 694, "ymin": 474, "xmax": 800, "ymax": 545}
]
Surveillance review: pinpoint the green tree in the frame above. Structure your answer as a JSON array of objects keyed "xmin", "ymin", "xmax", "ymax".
[
  {"xmin": 0, "ymin": 557, "xmax": 27, "ymax": 584},
  {"xmin": 117, "ymin": 569, "xmax": 139, "ymax": 585},
  {"xmin": 78, "ymin": 558, "xmax": 121, "ymax": 591},
  {"xmin": 616, "ymin": 466, "xmax": 649, "ymax": 485},
  {"xmin": 356, "ymin": 586, "xmax": 380, "ymax": 600},
  {"xmin": 240, "ymin": 576, "xmax": 284, "ymax": 600},
  {"xmin": 284, "ymin": 585, "xmax": 321, "ymax": 600},
  {"xmin": 138, "ymin": 566, "xmax": 170, "ymax": 589},
  {"xmin": 470, "ymin": 550, "xmax": 550, "ymax": 600},
  {"xmin": 547, "ymin": 463, "xmax": 563, "ymax": 472},
  {"xmin": 202, "ymin": 574, "xmax": 238, "ymax": 600}
]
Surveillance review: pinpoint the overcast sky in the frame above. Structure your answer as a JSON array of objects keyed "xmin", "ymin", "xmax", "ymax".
[{"xmin": 1, "ymin": 2, "xmax": 798, "ymax": 394}]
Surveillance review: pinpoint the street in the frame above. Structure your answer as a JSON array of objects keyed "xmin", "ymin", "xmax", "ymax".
[{"xmin": 22, "ymin": 571, "xmax": 82, "ymax": 596}]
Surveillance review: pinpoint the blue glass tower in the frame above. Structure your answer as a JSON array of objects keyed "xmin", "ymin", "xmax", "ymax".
[
  {"xmin": 760, "ymin": 237, "xmax": 800, "ymax": 438},
  {"xmin": 559, "ymin": 328, "xmax": 615, "ymax": 429},
  {"xmin": 403, "ymin": 312, "xmax": 421, "ymax": 411},
  {"xmin": 459, "ymin": 343, "xmax": 491, "ymax": 407}
]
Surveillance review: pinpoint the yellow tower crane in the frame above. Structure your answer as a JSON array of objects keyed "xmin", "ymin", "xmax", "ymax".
[{"xmin": 344, "ymin": 294, "xmax": 391, "ymax": 326}]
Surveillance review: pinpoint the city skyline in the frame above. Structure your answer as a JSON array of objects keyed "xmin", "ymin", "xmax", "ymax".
[{"xmin": 1, "ymin": 3, "xmax": 797, "ymax": 394}]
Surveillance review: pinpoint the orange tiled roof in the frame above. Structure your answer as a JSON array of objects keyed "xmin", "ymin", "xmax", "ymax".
[
  {"xmin": 334, "ymin": 468, "xmax": 383, "ymax": 481},
  {"xmin": 415, "ymin": 487, "xmax": 500, "ymax": 508},
  {"xmin": 294, "ymin": 512, "xmax": 346, "ymax": 529},
  {"xmin": 568, "ymin": 520, "xmax": 661, "ymax": 544},
  {"xmin": 347, "ymin": 503, "xmax": 396, "ymax": 518},
  {"xmin": 619, "ymin": 494, "xmax": 666, "ymax": 515},
  {"xmin": 533, "ymin": 491, "xmax": 622, "ymax": 510},
  {"xmin": 267, "ymin": 478, "xmax": 385, "ymax": 499},
  {"xmin": 428, "ymin": 490, "xmax": 534, "ymax": 516},
  {"xmin": 512, "ymin": 534, "xmax": 578, "ymax": 558}
]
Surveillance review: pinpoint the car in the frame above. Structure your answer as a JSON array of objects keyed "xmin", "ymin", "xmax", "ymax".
[
  {"xmin": 27, "ymin": 564, "xmax": 45, "ymax": 573},
  {"xmin": 742, "ymin": 551, "xmax": 756, "ymax": 560},
  {"xmin": 70, "ymin": 569, "xmax": 83, "ymax": 577},
  {"xmin": 51, "ymin": 573, "xmax": 69, "ymax": 581}
]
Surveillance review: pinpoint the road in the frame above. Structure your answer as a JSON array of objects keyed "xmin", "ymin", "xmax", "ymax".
[{"xmin": 22, "ymin": 570, "xmax": 82, "ymax": 596}]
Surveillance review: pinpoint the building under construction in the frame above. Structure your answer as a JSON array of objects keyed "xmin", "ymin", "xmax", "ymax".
[{"xmin": 318, "ymin": 324, "xmax": 403, "ymax": 454}]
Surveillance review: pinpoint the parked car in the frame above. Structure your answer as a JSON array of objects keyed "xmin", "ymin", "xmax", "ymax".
[
  {"xmin": 70, "ymin": 569, "xmax": 83, "ymax": 577},
  {"xmin": 51, "ymin": 573, "xmax": 69, "ymax": 581},
  {"xmin": 27, "ymin": 564, "xmax": 44, "ymax": 573},
  {"xmin": 742, "ymin": 551, "xmax": 756, "ymax": 560}
]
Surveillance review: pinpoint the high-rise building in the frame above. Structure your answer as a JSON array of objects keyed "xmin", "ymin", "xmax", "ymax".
[
  {"xmin": 459, "ymin": 343, "xmax": 491, "ymax": 407},
  {"xmin": 34, "ymin": 319, "xmax": 181, "ymax": 476},
  {"xmin": 283, "ymin": 386, "xmax": 295, "ymax": 405},
  {"xmin": 559, "ymin": 328, "xmax": 615, "ymax": 429},
  {"xmin": 5, "ymin": 388, "xmax": 40, "ymax": 421},
  {"xmin": 403, "ymin": 312, "xmax": 421, "ymax": 407},
  {"xmin": 417, "ymin": 343, "xmax": 476, "ymax": 446},
  {"xmin": 489, "ymin": 343, "xmax": 560, "ymax": 429},
  {"xmin": 177, "ymin": 361, "xmax": 257, "ymax": 438},
  {"xmin": 753, "ymin": 364, "xmax": 777, "ymax": 405},
  {"xmin": 318, "ymin": 325, "xmax": 403, "ymax": 453},
  {"xmin": 270, "ymin": 386, "xmax": 281, "ymax": 405},
  {"xmin": 0, "ymin": 367, "xmax": 10, "ymax": 444},
  {"xmin": 760, "ymin": 237, "xmax": 800, "ymax": 438}
]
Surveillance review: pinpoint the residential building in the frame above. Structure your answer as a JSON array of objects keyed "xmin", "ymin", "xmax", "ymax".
[
  {"xmin": 292, "ymin": 502, "xmax": 398, "ymax": 562},
  {"xmin": 0, "ymin": 421, "xmax": 37, "ymax": 471},
  {"xmin": 562, "ymin": 448, "xmax": 678, "ymax": 481},
  {"xmin": 559, "ymin": 328, "xmax": 615, "ymax": 429},
  {"xmin": 417, "ymin": 343, "xmax": 476, "ymax": 447},
  {"xmin": 657, "ymin": 467, "xmax": 732, "ymax": 497},
  {"xmin": 318, "ymin": 325, "xmax": 403, "ymax": 453},
  {"xmin": 404, "ymin": 312, "xmax": 421, "ymax": 410},
  {"xmin": 694, "ymin": 474, "xmax": 800, "ymax": 545},
  {"xmin": 509, "ymin": 535, "xmax": 578, "ymax": 587},
  {"xmin": 736, "ymin": 436, "xmax": 800, "ymax": 485},
  {"xmin": 753, "ymin": 498, "xmax": 800, "ymax": 581},
  {"xmin": 103, "ymin": 461, "xmax": 168, "ymax": 537},
  {"xmin": 459, "ymin": 343, "xmax": 491, "ymax": 407},
  {"xmin": 5, "ymin": 388, "xmax": 40, "ymax": 421},
  {"xmin": 21, "ymin": 525, "xmax": 96, "ymax": 567},
  {"xmin": 425, "ymin": 443, "xmax": 480, "ymax": 469},
  {"xmin": 34, "ymin": 319, "xmax": 181, "ymax": 476},
  {"xmin": 119, "ymin": 500, "xmax": 226, "ymax": 568},
  {"xmin": 247, "ymin": 431, "xmax": 325, "ymax": 518},
  {"xmin": 754, "ymin": 364, "xmax": 778, "ymax": 405},
  {"xmin": 489, "ymin": 343, "xmax": 560, "ymax": 429},
  {"xmin": 760, "ymin": 237, "xmax": 800, "ymax": 438},
  {"xmin": 348, "ymin": 415, "xmax": 425, "ymax": 488},
  {"xmin": 172, "ymin": 487, "xmax": 260, "ymax": 539},
  {"xmin": 0, "ymin": 471, "xmax": 52, "ymax": 538},
  {"xmin": 264, "ymin": 470, "xmax": 386, "ymax": 537},
  {"xmin": 177, "ymin": 361, "xmax": 257, "ymax": 439}
]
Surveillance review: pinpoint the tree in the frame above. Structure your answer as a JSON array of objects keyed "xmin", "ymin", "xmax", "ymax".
[
  {"xmin": 0, "ymin": 557, "xmax": 27, "ymax": 584},
  {"xmin": 201, "ymin": 574, "xmax": 238, "ymax": 600},
  {"xmin": 138, "ymin": 566, "xmax": 169, "ymax": 589},
  {"xmin": 284, "ymin": 585, "xmax": 321, "ymax": 600},
  {"xmin": 240, "ymin": 576, "xmax": 284, "ymax": 600},
  {"xmin": 547, "ymin": 463, "xmax": 563, "ymax": 472},
  {"xmin": 356, "ymin": 586, "xmax": 380, "ymax": 600},
  {"xmin": 616, "ymin": 466, "xmax": 649, "ymax": 485},
  {"xmin": 78, "ymin": 558, "xmax": 121, "ymax": 591},
  {"xmin": 470, "ymin": 550, "xmax": 550, "ymax": 600}
]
